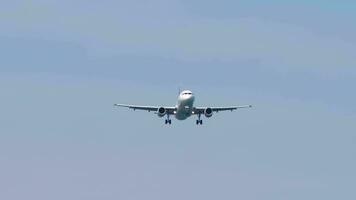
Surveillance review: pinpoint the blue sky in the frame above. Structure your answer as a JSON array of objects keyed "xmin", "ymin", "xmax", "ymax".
[{"xmin": 0, "ymin": 1, "xmax": 355, "ymax": 199}]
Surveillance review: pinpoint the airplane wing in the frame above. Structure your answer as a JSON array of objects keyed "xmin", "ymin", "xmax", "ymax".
[
  {"xmin": 194, "ymin": 105, "xmax": 252, "ymax": 114},
  {"xmin": 114, "ymin": 104, "xmax": 176, "ymax": 114}
]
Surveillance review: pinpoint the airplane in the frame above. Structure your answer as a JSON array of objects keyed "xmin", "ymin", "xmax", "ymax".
[{"xmin": 114, "ymin": 90, "xmax": 252, "ymax": 125}]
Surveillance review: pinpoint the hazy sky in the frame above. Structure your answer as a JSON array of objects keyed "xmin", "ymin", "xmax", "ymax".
[{"xmin": 1, "ymin": 1, "xmax": 355, "ymax": 199}]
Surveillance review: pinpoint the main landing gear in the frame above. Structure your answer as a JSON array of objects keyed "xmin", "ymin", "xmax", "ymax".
[
  {"xmin": 196, "ymin": 113, "xmax": 203, "ymax": 125},
  {"xmin": 165, "ymin": 114, "xmax": 172, "ymax": 125}
]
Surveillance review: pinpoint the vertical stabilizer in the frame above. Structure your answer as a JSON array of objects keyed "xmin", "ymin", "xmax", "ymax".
[{"xmin": 178, "ymin": 87, "xmax": 182, "ymax": 95}]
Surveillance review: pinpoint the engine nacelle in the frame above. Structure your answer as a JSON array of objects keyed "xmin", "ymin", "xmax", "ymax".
[
  {"xmin": 204, "ymin": 107, "xmax": 213, "ymax": 118},
  {"xmin": 157, "ymin": 107, "xmax": 166, "ymax": 117}
]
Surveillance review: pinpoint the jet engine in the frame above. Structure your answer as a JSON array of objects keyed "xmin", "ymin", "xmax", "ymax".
[
  {"xmin": 204, "ymin": 107, "xmax": 213, "ymax": 118},
  {"xmin": 157, "ymin": 107, "xmax": 166, "ymax": 117}
]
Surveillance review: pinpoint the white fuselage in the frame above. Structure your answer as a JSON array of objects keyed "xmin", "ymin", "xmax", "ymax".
[{"xmin": 175, "ymin": 90, "xmax": 195, "ymax": 120}]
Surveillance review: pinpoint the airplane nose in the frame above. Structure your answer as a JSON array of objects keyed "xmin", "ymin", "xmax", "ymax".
[{"xmin": 180, "ymin": 94, "xmax": 194, "ymax": 102}]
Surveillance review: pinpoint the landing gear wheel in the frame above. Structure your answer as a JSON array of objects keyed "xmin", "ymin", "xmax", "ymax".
[
  {"xmin": 165, "ymin": 114, "xmax": 172, "ymax": 125},
  {"xmin": 196, "ymin": 113, "xmax": 203, "ymax": 125}
]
